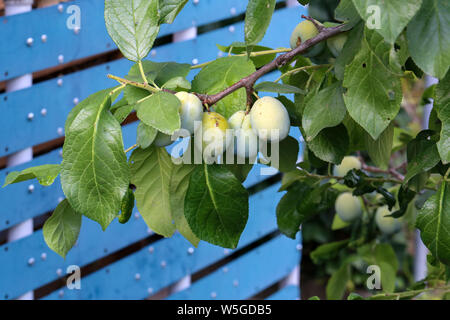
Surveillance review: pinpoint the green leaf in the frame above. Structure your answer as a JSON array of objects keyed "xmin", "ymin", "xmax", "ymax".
[
  {"xmin": 269, "ymin": 136, "xmax": 299, "ymax": 173},
  {"xmin": 118, "ymin": 188, "xmax": 135, "ymax": 224},
  {"xmin": 334, "ymin": 22, "xmax": 364, "ymax": 80},
  {"xmin": 374, "ymin": 243, "xmax": 398, "ymax": 293},
  {"xmin": 254, "ymin": 81, "xmax": 305, "ymax": 94},
  {"xmin": 277, "ymin": 182, "xmax": 331, "ymax": 239},
  {"xmin": 335, "ymin": 0, "xmax": 361, "ymax": 30},
  {"xmin": 217, "ymin": 43, "xmax": 277, "ymax": 68},
  {"xmin": 184, "ymin": 164, "xmax": 249, "ymax": 248},
  {"xmin": 302, "ymin": 82, "xmax": 346, "ymax": 141},
  {"xmin": 310, "ymin": 239, "xmax": 350, "ymax": 264},
  {"xmin": 136, "ymin": 91, "xmax": 181, "ymax": 135},
  {"xmin": 61, "ymin": 91, "xmax": 130, "ymax": 230},
  {"xmin": 161, "ymin": 76, "xmax": 191, "ymax": 90},
  {"xmin": 137, "ymin": 122, "xmax": 157, "ymax": 149},
  {"xmin": 127, "ymin": 61, "xmax": 191, "ymax": 87},
  {"xmin": 404, "ymin": 131, "xmax": 441, "ymax": 184},
  {"xmin": 331, "ymin": 213, "xmax": 351, "ymax": 230},
  {"xmin": 169, "ymin": 163, "xmax": 200, "ymax": 247},
  {"xmin": 159, "ymin": 0, "xmax": 188, "ymax": 24},
  {"xmin": 326, "ymin": 263, "xmax": 350, "ymax": 300},
  {"xmin": 104, "ymin": 0, "xmax": 160, "ymax": 62},
  {"xmin": 407, "ymin": 0, "xmax": 450, "ymax": 79},
  {"xmin": 3, "ymin": 164, "xmax": 60, "ymax": 187},
  {"xmin": 244, "ymin": 0, "xmax": 276, "ymax": 47},
  {"xmin": 364, "ymin": 122, "xmax": 394, "ymax": 169},
  {"xmin": 352, "ymin": 0, "xmax": 422, "ymax": 44},
  {"xmin": 435, "ymin": 72, "xmax": 450, "ymax": 163},
  {"xmin": 307, "ymin": 124, "xmax": 349, "ymax": 164},
  {"xmin": 124, "ymin": 86, "xmax": 150, "ymax": 105},
  {"xmin": 416, "ymin": 181, "xmax": 450, "ymax": 265},
  {"xmin": 192, "ymin": 56, "xmax": 256, "ymax": 118},
  {"xmin": 43, "ymin": 199, "xmax": 81, "ymax": 259},
  {"xmin": 130, "ymin": 146, "xmax": 175, "ymax": 237},
  {"xmin": 343, "ymin": 28, "xmax": 402, "ymax": 139},
  {"xmin": 113, "ymin": 104, "xmax": 134, "ymax": 123}
]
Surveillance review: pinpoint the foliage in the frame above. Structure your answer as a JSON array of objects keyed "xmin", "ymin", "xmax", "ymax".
[{"xmin": 3, "ymin": 0, "xmax": 450, "ymax": 299}]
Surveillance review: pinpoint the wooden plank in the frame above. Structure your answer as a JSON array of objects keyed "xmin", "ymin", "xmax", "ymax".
[
  {"xmin": 167, "ymin": 235, "xmax": 300, "ymax": 300},
  {"xmin": 266, "ymin": 285, "xmax": 300, "ymax": 300},
  {"xmin": 0, "ymin": 0, "xmax": 286, "ymax": 81},
  {"xmin": 0, "ymin": 7, "xmax": 304, "ymax": 157},
  {"xmin": 0, "ymin": 121, "xmax": 137, "ymax": 231},
  {"xmin": 41, "ymin": 183, "xmax": 285, "ymax": 300}
]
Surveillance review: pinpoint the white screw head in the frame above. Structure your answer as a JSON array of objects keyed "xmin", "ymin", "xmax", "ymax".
[
  {"xmin": 151, "ymin": 49, "xmax": 157, "ymax": 57},
  {"xmin": 222, "ymin": 267, "xmax": 229, "ymax": 273},
  {"xmin": 229, "ymin": 26, "xmax": 235, "ymax": 33},
  {"xmin": 210, "ymin": 292, "xmax": 217, "ymax": 299},
  {"xmin": 74, "ymin": 27, "xmax": 80, "ymax": 34},
  {"xmin": 41, "ymin": 34, "xmax": 47, "ymax": 43},
  {"xmin": 58, "ymin": 197, "xmax": 64, "ymax": 203},
  {"xmin": 147, "ymin": 287, "xmax": 154, "ymax": 294},
  {"xmin": 134, "ymin": 212, "xmax": 140, "ymax": 219},
  {"xmin": 73, "ymin": 97, "xmax": 79, "ymax": 105},
  {"xmin": 160, "ymin": 260, "xmax": 167, "ymax": 268},
  {"xmin": 27, "ymin": 257, "xmax": 35, "ymax": 265},
  {"xmin": 28, "ymin": 184, "xmax": 35, "ymax": 193},
  {"xmin": 218, "ymin": 51, "xmax": 223, "ymax": 57},
  {"xmin": 58, "ymin": 150, "xmax": 63, "ymax": 157},
  {"xmin": 192, "ymin": 58, "xmax": 199, "ymax": 65},
  {"xmin": 57, "ymin": 127, "xmax": 64, "ymax": 136},
  {"xmin": 41, "ymin": 108, "xmax": 47, "ymax": 116},
  {"xmin": 147, "ymin": 228, "xmax": 153, "ymax": 235},
  {"xmin": 58, "ymin": 4, "xmax": 64, "ymax": 13},
  {"xmin": 193, "ymin": 0, "xmax": 199, "ymax": 4},
  {"xmin": 41, "ymin": 253, "xmax": 47, "ymax": 260},
  {"xmin": 58, "ymin": 290, "xmax": 64, "ymax": 298},
  {"xmin": 148, "ymin": 246, "xmax": 154, "ymax": 254},
  {"xmin": 56, "ymin": 268, "xmax": 63, "ymax": 276},
  {"xmin": 233, "ymin": 280, "xmax": 239, "ymax": 287},
  {"xmin": 27, "ymin": 112, "xmax": 34, "ymax": 120},
  {"xmin": 296, "ymin": 244, "xmax": 303, "ymax": 251},
  {"xmin": 230, "ymin": 7, "xmax": 237, "ymax": 15},
  {"xmin": 135, "ymin": 273, "xmax": 141, "ymax": 280},
  {"xmin": 26, "ymin": 37, "xmax": 34, "ymax": 46},
  {"xmin": 224, "ymin": 249, "xmax": 230, "ymax": 255},
  {"xmin": 57, "ymin": 78, "xmax": 63, "ymax": 86},
  {"xmin": 187, "ymin": 247, "xmax": 194, "ymax": 255},
  {"xmin": 58, "ymin": 55, "xmax": 64, "ymax": 64}
]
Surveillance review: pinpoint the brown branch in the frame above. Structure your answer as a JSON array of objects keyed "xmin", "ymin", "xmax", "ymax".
[
  {"xmin": 194, "ymin": 21, "xmax": 346, "ymax": 107},
  {"xmin": 301, "ymin": 15, "xmax": 324, "ymax": 32},
  {"xmin": 362, "ymin": 163, "xmax": 405, "ymax": 181}
]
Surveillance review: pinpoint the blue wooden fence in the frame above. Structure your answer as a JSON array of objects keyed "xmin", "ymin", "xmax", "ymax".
[{"xmin": 0, "ymin": 0, "xmax": 304, "ymax": 300}]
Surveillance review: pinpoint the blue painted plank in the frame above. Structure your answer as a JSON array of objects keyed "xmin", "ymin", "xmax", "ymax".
[
  {"xmin": 266, "ymin": 285, "xmax": 300, "ymax": 300},
  {"xmin": 0, "ymin": 7, "xmax": 305, "ymax": 157},
  {"xmin": 1, "ymin": 183, "xmax": 283, "ymax": 299},
  {"xmin": 0, "ymin": 0, "xmax": 285, "ymax": 81},
  {"xmin": 0, "ymin": 121, "xmax": 138, "ymax": 231},
  {"xmin": 42, "ymin": 183, "xmax": 286, "ymax": 300},
  {"xmin": 167, "ymin": 235, "xmax": 300, "ymax": 300}
]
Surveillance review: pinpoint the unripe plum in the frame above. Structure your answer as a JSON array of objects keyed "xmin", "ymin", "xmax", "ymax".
[
  {"xmin": 250, "ymin": 96, "xmax": 290, "ymax": 142},
  {"xmin": 153, "ymin": 131, "xmax": 173, "ymax": 147},
  {"xmin": 333, "ymin": 156, "xmax": 362, "ymax": 177},
  {"xmin": 375, "ymin": 205, "xmax": 402, "ymax": 234},
  {"xmin": 327, "ymin": 33, "xmax": 347, "ymax": 58},
  {"xmin": 335, "ymin": 192, "xmax": 362, "ymax": 222},
  {"xmin": 195, "ymin": 111, "xmax": 232, "ymax": 159},
  {"xmin": 228, "ymin": 110, "xmax": 258, "ymax": 159},
  {"xmin": 289, "ymin": 20, "xmax": 325, "ymax": 57},
  {"xmin": 175, "ymin": 91, "xmax": 203, "ymax": 135}
]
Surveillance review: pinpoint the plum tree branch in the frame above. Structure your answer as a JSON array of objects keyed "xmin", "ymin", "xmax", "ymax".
[{"xmin": 195, "ymin": 22, "xmax": 346, "ymax": 106}]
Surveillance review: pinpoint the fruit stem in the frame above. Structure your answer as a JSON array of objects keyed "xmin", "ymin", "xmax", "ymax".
[
  {"xmin": 124, "ymin": 144, "xmax": 138, "ymax": 153},
  {"xmin": 274, "ymin": 64, "xmax": 331, "ymax": 83},
  {"xmin": 190, "ymin": 48, "xmax": 291, "ymax": 70},
  {"xmin": 107, "ymin": 74, "xmax": 159, "ymax": 93}
]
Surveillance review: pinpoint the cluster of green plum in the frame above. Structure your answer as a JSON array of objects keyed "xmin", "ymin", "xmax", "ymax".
[
  {"xmin": 152, "ymin": 92, "xmax": 291, "ymax": 160},
  {"xmin": 333, "ymin": 156, "xmax": 402, "ymax": 235}
]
